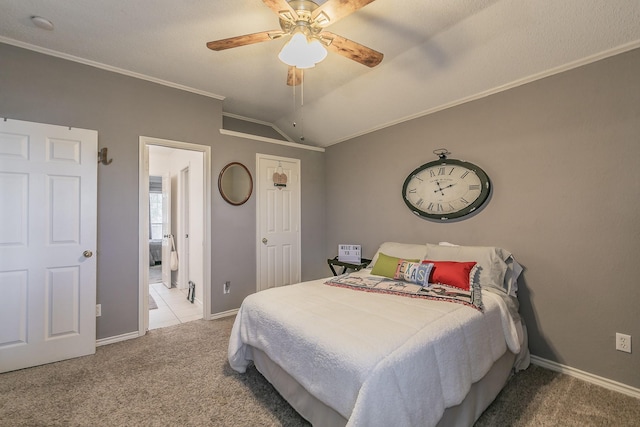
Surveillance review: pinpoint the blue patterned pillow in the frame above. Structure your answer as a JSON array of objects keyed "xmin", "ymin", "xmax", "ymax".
[{"xmin": 394, "ymin": 261, "xmax": 434, "ymax": 287}]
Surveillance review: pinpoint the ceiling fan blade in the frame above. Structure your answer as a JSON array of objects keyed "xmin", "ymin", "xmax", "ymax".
[
  {"xmin": 287, "ymin": 66, "xmax": 303, "ymax": 86},
  {"xmin": 263, "ymin": 0, "xmax": 299, "ymax": 22},
  {"xmin": 312, "ymin": 0, "xmax": 377, "ymax": 27},
  {"xmin": 320, "ymin": 32, "xmax": 383, "ymax": 67},
  {"xmin": 207, "ymin": 30, "xmax": 285, "ymax": 51}
]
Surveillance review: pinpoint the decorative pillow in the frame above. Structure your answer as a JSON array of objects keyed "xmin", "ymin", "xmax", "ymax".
[
  {"xmin": 426, "ymin": 243, "xmax": 510, "ymax": 293},
  {"xmin": 424, "ymin": 260, "xmax": 477, "ymax": 290},
  {"xmin": 371, "ymin": 252, "xmax": 419, "ymax": 278},
  {"xmin": 368, "ymin": 242, "xmax": 428, "ymax": 268},
  {"xmin": 394, "ymin": 260, "xmax": 434, "ymax": 286}
]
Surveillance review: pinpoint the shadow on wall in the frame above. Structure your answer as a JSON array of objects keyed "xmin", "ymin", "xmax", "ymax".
[{"xmin": 517, "ymin": 271, "xmax": 559, "ymax": 364}]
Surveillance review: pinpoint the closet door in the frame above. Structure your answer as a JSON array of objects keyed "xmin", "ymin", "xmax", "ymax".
[{"xmin": 256, "ymin": 154, "xmax": 300, "ymax": 291}]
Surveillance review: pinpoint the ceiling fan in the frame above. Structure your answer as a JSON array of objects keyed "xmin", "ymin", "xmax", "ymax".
[{"xmin": 206, "ymin": 0, "xmax": 383, "ymax": 86}]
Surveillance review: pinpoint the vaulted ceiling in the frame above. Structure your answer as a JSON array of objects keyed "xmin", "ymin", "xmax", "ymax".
[{"xmin": 1, "ymin": 0, "xmax": 639, "ymax": 147}]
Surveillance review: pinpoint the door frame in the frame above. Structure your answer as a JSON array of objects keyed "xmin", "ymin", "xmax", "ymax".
[
  {"xmin": 255, "ymin": 153, "xmax": 301, "ymax": 292},
  {"xmin": 179, "ymin": 166, "xmax": 190, "ymax": 290},
  {"xmin": 138, "ymin": 136, "xmax": 212, "ymax": 335}
]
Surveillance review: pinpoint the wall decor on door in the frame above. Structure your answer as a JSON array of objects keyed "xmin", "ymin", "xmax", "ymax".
[
  {"xmin": 273, "ymin": 161, "xmax": 288, "ymax": 189},
  {"xmin": 402, "ymin": 149, "xmax": 491, "ymax": 221}
]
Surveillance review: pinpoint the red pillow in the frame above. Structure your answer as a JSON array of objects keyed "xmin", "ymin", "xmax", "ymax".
[{"xmin": 423, "ymin": 260, "xmax": 477, "ymax": 290}]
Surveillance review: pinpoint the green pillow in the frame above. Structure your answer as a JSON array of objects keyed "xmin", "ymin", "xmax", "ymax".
[{"xmin": 371, "ymin": 252, "xmax": 419, "ymax": 278}]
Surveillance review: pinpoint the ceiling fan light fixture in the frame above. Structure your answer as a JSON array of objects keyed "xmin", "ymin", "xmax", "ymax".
[{"xmin": 278, "ymin": 32, "xmax": 327, "ymax": 69}]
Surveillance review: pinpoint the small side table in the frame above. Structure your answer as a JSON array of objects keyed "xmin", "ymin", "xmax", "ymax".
[{"xmin": 327, "ymin": 257, "xmax": 372, "ymax": 276}]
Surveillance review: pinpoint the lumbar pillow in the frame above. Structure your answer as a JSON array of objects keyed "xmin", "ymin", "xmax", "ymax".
[
  {"xmin": 394, "ymin": 260, "xmax": 434, "ymax": 287},
  {"xmin": 423, "ymin": 260, "xmax": 477, "ymax": 290},
  {"xmin": 371, "ymin": 252, "xmax": 419, "ymax": 278}
]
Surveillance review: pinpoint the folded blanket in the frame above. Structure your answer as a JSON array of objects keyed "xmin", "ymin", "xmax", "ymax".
[{"xmin": 325, "ymin": 273, "xmax": 482, "ymax": 310}]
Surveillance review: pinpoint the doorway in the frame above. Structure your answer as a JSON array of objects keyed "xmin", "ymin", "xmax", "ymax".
[{"xmin": 138, "ymin": 137, "xmax": 211, "ymax": 335}]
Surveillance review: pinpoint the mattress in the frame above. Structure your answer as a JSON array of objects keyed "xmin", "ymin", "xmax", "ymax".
[{"xmin": 229, "ymin": 269, "xmax": 526, "ymax": 426}]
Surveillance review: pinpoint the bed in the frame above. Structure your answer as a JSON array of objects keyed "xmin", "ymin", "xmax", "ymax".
[
  {"xmin": 228, "ymin": 242, "xmax": 530, "ymax": 426},
  {"xmin": 149, "ymin": 239, "xmax": 162, "ymax": 266}
]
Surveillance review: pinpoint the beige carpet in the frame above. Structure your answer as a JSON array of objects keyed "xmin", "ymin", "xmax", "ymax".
[{"xmin": 1, "ymin": 318, "xmax": 638, "ymax": 426}]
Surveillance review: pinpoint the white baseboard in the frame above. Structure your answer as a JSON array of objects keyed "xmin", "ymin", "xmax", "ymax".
[
  {"xmin": 97, "ymin": 310, "xmax": 238, "ymax": 345},
  {"xmin": 530, "ymin": 355, "xmax": 640, "ymax": 399},
  {"xmin": 96, "ymin": 331, "xmax": 139, "ymax": 347},
  {"xmin": 209, "ymin": 309, "xmax": 239, "ymax": 320}
]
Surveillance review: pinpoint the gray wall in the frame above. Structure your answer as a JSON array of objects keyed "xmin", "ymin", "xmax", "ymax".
[
  {"xmin": 210, "ymin": 137, "xmax": 326, "ymax": 312},
  {"xmin": 325, "ymin": 48, "xmax": 640, "ymax": 388},
  {"xmin": 0, "ymin": 43, "xmax": 326, "ymax": 339}
]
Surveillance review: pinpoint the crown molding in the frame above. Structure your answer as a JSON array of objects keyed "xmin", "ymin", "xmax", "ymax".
[{"xmin": 0, "ymin": 37, "xmax": 225, "ymax": 100}]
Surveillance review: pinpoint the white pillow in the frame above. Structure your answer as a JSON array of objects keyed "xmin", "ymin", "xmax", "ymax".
[
  {"xmin": 437, "ymin": 242, "xmax": 523, "ymax": 297},
  {"xmin": 427, "ymin": 243, "xmax": 517, "ymax": 296},
  {"xmin": 368, "ymin": 242, "xmax": 428, "ymax": 268},
  {"xmin": 503, "ymin": 257, "xmax": 523, "ymax": 297}
]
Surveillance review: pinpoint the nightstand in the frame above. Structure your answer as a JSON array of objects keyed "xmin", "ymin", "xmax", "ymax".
[{"xmin": 327, "ymin": 257, "xmax": 372, "ymax": 276}]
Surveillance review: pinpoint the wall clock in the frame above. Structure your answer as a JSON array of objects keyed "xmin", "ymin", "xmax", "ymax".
[{"xmin": 402, "ymin": 150, "xmax": 491, "ymax": 220}]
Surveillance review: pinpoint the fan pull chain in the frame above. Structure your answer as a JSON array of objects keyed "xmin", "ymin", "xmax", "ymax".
[
  {"xmin": 292, "ymin": 77, "xmax": 296, "ymax": 121},
  {"xmin": 291, "ymin": 69, "xmax": 305, "ymax": 142},
  {"xmin": 299, "ymin": 69, "xmax": 305, "ymax": 142}
]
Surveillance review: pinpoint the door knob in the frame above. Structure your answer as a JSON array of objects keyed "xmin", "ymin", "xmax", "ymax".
[
  {"xmin": 83, "ymin": 250, "xmax": 93, "ymax": 258},
  {"xmin": 262, "ymin": 238, "xmax": 268, "ymax": 245}
]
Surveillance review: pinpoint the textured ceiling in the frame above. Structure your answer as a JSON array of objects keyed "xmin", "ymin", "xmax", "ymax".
[{"xmin": 1, "ymin": 0, "xmax": 639, "ymax": 147}]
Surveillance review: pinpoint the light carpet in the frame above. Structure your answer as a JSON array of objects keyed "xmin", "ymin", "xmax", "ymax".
[{"xmin": 1, "ymin": 318, "xmax": 638, "ymax": 426}]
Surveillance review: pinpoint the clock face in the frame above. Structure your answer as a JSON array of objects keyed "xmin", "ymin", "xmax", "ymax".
[{"xmin": 402, "ymin": 159, "xmax": 491, "ymax": 220}]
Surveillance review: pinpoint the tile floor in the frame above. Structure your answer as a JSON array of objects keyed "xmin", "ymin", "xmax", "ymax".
[{"xmin": 149, "ymin": 280, "xmax": 203, "ymax": 330}]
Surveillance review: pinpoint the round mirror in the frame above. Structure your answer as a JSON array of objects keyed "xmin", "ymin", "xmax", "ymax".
[{"xmin": 218, "ymin": 162, "xmax": 253, "ymax": 206}]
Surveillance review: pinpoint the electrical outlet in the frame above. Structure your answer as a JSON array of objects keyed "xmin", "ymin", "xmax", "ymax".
[
  {"xmin": 223, "ymin": 281, "xmax": 231, "ymax": 294},
  {"xmin": 616, "ymin": 333, "xmax": 631, "ymax": 353},
  {"xmin": 96, "ymin": 304, "xmax": 101, "ymax": 317}
]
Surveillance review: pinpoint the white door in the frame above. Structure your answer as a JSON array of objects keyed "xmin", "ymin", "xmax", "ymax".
[
  {"xmin": 179, "ymin": 167, "xmax": 190, "ymax": 290},
  {"xmin": 161, "ymin": 173, "xmax": 172, "ymax": 289},
  {"xmin": 256, "ymin": 154, "xmax": 301, "ymax": 291},
  {"xmin": 0, "ymin": 118, "xmax": 97, "ymax": 373}
]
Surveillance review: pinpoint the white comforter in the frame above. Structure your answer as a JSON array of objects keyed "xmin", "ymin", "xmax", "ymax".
[{"xmin": 228, "ymin": 271, "xmax": 522, "ymax": 427}]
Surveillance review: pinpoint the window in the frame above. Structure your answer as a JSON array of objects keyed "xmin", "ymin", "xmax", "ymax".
[{"xmin": 149, "ymin": 192, "xmax": 163, "ymax": 240}]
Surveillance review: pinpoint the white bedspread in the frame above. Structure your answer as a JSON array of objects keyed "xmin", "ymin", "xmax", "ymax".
[{"xmin": 228, "ymin": 271, "xmax": 522, "ymax": 427}]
